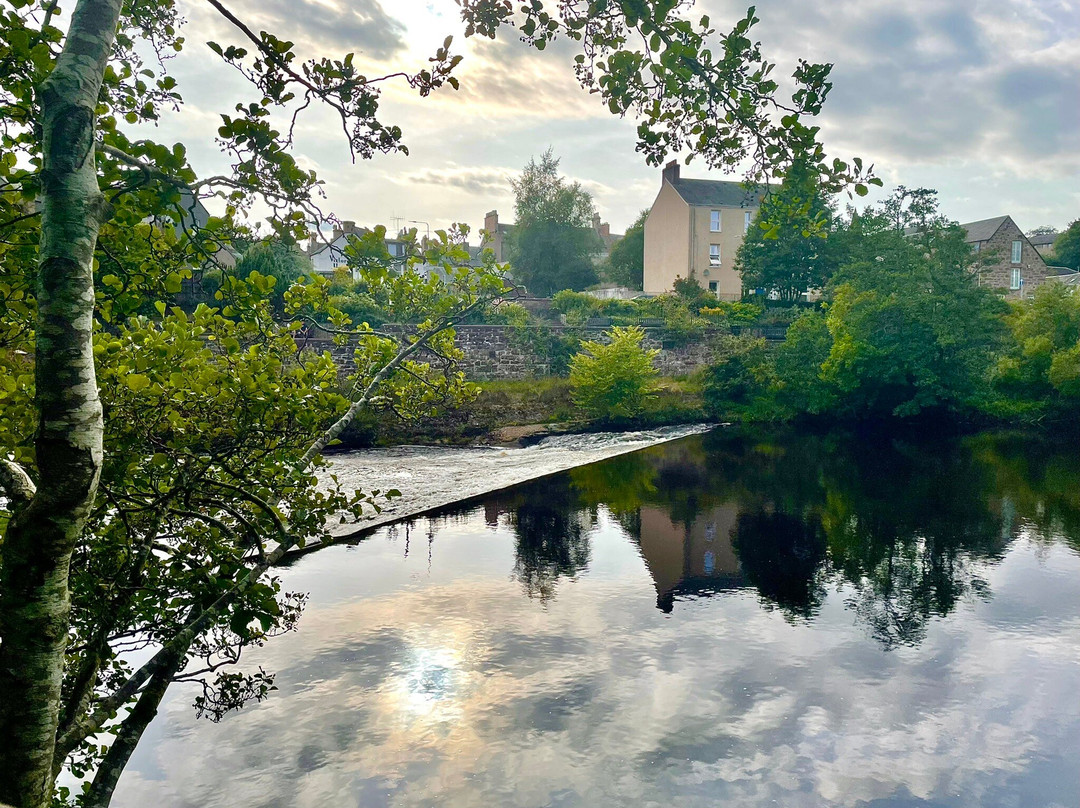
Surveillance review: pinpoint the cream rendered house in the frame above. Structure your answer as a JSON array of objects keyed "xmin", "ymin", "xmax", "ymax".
[{"xmin": 643, "ymin": 161, "xmax": 764, "ymax": 300}]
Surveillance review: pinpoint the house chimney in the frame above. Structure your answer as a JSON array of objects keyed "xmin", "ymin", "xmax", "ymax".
[
  {"xmin": 484, "ymin": 210, "xmax": 499, "ymax": 232},
  {"xmin": 332, "ymin": 225, "xmax": 343, "ymax": 241},
  {"xmin": 662, "ymin": 159, "xmax": 680, "ymax": 185},
  {"xmin": 600, "ymin": 222, "xmax": 610, "ymax": 239},
  {"xmin": 341, "ymin": 219, "xmax": 357, "ymax": 234},
  {"xmin": 592, "ymin": 212, "xmax": 601, "ymax": 231}
]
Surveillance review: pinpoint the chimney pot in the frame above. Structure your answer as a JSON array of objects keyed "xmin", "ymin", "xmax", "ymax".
[{"xmin": 662, "ymin": 159, "xmax": 680, "ymax": 185}]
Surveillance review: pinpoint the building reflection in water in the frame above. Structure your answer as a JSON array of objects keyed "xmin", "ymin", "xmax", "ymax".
[
  {"xmin": 634, "ymin": 505, "xmax": 744, "ymax": 612},
  {"xmin": 457, "ymin": 426, "xmax": 1065, "ymax": 647}
]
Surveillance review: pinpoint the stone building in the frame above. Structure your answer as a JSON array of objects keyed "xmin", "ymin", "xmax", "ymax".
[
  {"xmin": 481, "ymin": 209, "xmax": 622, "ymax": 264},
  {"xmin": 1027, "ymin": 230, "xmax": 1059, "ymax": 261},
  {"xmin": 642, "ymin": 161, "xmax": 764, "ymax": 300},
  {"xmin": 481, "ymin": 210, "xmax": 516, "ymax": 263},
  {"xmin": 962, "ymin": 215, "xmax": 1055, "ymax": 299}
]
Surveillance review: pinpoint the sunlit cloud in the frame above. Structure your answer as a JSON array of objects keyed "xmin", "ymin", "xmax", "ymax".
[{"xmin": 153, "ymin": 0, "xmax": 1079, "ymax": 237}]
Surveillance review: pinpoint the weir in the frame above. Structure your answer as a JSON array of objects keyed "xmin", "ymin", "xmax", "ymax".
[{"xmin": 321, "ymin": 424, "xmax": 712, "ymax": 537}]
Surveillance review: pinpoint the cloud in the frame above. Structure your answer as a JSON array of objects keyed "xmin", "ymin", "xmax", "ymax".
[
  {"xmin": 395, "ymin": 164, "xmax": 517, "ymax": 196},
  {"xmin": 155, "ymin": 0, "xmax": 1080, "ymax": 237},
  {"xmin": 191, "ymin": 0, "xmax": 407, "ymax": 60},
  {"xmin": 700, "ymin": 0, "xmax": 1080, "ymax": 174}
]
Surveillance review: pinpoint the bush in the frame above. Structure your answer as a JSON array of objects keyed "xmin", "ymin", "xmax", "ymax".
[
  {"xmin": 551, "ymin": 289, "xmax": 600, "ymax": 325},
  {"xmin": 700, "ymin": 301, "xmax": 764, "ymax": 327},
  {"xmin": 699, "ymin": 334, "xmax": 771, "ymax": 415},
  {"xmin": 992, "ymin": 283, "xmax": 1080, "ymax": 410},
  {"xmin": 570, "ymin": 326, "xmax": 660, "ymax": 421},
  {"xmin": 773, "ymin": 311, "xmax": 835, "ymax": 414},
  {"xmin": 755, "ymin": 305, "xmax": 804, "ymax": 327},
  {"xmin": 672, "ymin": 276, "xmax": 717, "ymax": 313}
]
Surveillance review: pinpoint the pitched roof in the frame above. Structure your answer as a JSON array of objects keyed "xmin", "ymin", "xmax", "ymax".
[
  {"xmin": 669, "ymin": 178, "xmax": 765, "ymax": 208},
  {"xmin": 959, "ymin": 215, "xmax": 1010, "ymax": 243},
  {"xmin": 1028, "ymin": 232, "xmax": 1058, "ymax": 247}
]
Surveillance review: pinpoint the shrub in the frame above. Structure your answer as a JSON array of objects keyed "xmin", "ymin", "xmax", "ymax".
[
  {"xmin": 773, "ymin": 310, "xmax": 835, "ymax": 414},
  {"xmin": 699, "ymin": 334, "xmax": 771, "ymax": 415},
  {"xmin": 551, "ymin": 289, "xmax": 600, "ymax": 325},
  {"xmin": 672, "ymin": 276, "xmax": 716, "ymax": 313},
  {"xmin": 700, "ymin": 301, "xmax": 764, "ymax": 327},
  {"xmin": 570, "ymin": 325, "xmax": 660, "ymax": 421},
  {"xmin": 755, "ymin": 305, "xmax": 803, "ymax": 327},
  {"xmin": 993, "ymin": 283, "xmax": 1080, "ymax": 409}
]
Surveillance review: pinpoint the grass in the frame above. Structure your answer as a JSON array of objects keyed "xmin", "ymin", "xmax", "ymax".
[{"xmin": 331, "ymin": 375, "xmax": 710, "ymax": 448}]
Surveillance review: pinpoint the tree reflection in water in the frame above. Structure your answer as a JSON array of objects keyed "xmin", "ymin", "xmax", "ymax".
[
  {"xmin": 485, "ymin": 426, "xmax": 1079, "ymax": 649},
  {"xmin": 485, "ymin": 479, "xmax": 594, "ymax": 602}
]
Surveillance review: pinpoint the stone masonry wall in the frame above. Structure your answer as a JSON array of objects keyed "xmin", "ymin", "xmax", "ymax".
[
  {"xmin": 974, "ymin": 218, "xmax": 1053, "ymax": 300},
  {"xmin": 305, "ymin": 324, "xmax": 774, "ymax": 382}
]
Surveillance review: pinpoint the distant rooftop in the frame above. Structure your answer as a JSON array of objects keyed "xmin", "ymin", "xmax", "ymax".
[{"xmin": 1028, "ymin": 232, "xmax": 1058, "ymax": 247}]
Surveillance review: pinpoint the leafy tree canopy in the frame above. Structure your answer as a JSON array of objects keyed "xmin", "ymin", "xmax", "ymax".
[
  {"xmin": 1053, "ymin": 220, "xmax": 1080, "ymax": 270},
  {"xmin": 736, "ymin": 160, "xmax": 834, "ymax": 304},
  {"xmin": 787, "ymin": 220, "xmax": 1007, "ymax": 418},
  {"xmin": 605, "ymin": 209, "xmax": 647, "ymax": 289},
  {"xmin": 509, "ymin": 149, "xmax": 601, "ymax": 295}
]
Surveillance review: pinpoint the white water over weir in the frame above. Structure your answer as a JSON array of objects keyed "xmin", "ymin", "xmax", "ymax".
[{"xmin": 320, "ymin": 424, "xmax": 712, "ymax": 537}]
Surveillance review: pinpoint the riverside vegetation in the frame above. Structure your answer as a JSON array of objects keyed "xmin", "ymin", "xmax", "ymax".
[{"xmin": 335, "ymin": 196, "xmax": 1080, "ymax": 446}]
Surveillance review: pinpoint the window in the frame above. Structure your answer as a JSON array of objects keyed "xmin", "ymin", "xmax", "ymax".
[
  {"xmin": 744, "ymin": 211, "xmax": 752, "ymax": 234},
  {"xmin": 973, "ymin": 242, "xmax": 981, "ymax": 253},
  {"xmin": 710, "ymin": 210, "xmax": 721, "ymax": 232},
  {"xmin": 1011, "ymin": 267, "xmax": 1022, "ymax": 290},
  {"xmin": 709, "ymin": 244, "xmax": 721, "ymax": 266},
  {"xmin": 1011, "ymin": 240, "xmax": 1022, "ymax": 263},
  {"xmin": 708, "ymin": 281, "xmax": 718, "ymax": 293}
]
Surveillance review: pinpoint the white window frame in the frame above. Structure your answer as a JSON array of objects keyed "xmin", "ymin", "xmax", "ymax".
[
  {"xmin": 1011, "ymin": 267, "xmax": 1022, "ymax": 290},
  {"xmin": 744, "ymin": 211, "xmax": 752, "ymax": 234},
  {"xmin": 1011, "ymin": 240, "xmax": 1022, "ymax": 264},
  {"xmin": 710, "ymin": 210, "xmax": 722, "ymax": 232},
  {"xmin": 709, "ymin": 244, "xmax": 721, "ymax": 266}
]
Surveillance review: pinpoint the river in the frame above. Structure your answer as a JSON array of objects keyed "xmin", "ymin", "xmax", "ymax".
[{"xmin": 116, "ymin": 426, "xmax": 1080, "ymax": 807}]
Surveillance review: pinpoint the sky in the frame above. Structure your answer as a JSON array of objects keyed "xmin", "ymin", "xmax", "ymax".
[{"xmin": 154, "ymin": 0, "xmax": 1080, "ymax": 237}]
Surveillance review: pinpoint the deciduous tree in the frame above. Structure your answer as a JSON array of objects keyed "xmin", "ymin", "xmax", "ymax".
[
  {"xmin": 605, "ymin": 210, "xmax": 647, "ymax": 289},
  {"xmin": 508, "ymin": 149, "xmax": 601, "ymax": 295},
  {"xmin": 736, "ymin": 160, "xmax": 833, "ymax": 303},
  {"xmin": 1053, "ymin": 219, "xmax": 1080, "ymax": 271}
]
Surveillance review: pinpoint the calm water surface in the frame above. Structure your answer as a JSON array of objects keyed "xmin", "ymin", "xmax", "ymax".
[{"xmin": 119, "ymin": 428, "xmax": 1080, "ymax": 808}]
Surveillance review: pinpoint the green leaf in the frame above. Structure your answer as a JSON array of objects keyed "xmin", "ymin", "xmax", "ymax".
[{"xmin": 125, "ymin": 374, "xmax": 151, "ymax": 392}]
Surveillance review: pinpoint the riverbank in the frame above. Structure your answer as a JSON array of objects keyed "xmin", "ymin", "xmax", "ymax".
[{"xmin": 333, "ymin": 376, "xmax": 707, "ymax": 448}]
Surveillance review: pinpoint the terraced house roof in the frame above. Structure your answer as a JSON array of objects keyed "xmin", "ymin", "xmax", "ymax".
[{"xmin": 669, "ymin": 178, "xmax": 766, "ymax": 208}]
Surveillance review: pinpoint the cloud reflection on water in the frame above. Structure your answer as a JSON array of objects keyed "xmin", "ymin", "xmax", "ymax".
[{"xmin": 115, "ymin": 430, "xmax": 1080, "ymax": 808}]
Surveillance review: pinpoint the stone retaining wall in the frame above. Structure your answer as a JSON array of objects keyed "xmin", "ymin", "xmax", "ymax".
[{"xmin": 304, "ymin": 324, "xmax": 783, "ymax": 382}]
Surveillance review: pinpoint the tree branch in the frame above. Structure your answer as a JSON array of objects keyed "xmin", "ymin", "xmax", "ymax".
[{"xmin": 0, "ymin": 459, "xmax": 35, "ymax": 509}]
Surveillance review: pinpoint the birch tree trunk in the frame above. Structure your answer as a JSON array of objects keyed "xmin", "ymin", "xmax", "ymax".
[{"xmin": 0, "ymin": 2, "xmax": 122, "ymax": 806}]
